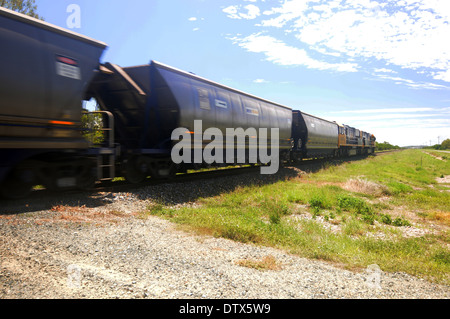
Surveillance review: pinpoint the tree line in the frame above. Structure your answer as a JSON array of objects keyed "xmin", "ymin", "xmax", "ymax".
[
  {"xmin": 376, "ymin": 139, "xmax": 450, "ymax": 151},
  {"xmin": 376, "ymin": 141, "xmax": 401, "ymax": 151},
  {"xmin": 423, "ymin": 139, "xmax": 450, "ymax": 150}
]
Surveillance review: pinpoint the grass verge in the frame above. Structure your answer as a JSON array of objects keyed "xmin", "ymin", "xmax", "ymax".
[{"xmin": 141, "ymin": 150, "xmax": 449, "ymax": 284}]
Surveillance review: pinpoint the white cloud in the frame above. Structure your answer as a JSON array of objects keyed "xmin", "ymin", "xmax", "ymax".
[
  {"xmin": 283, "ymin": 1, "xmax": 449, "ymax": 76},
  {"xmin": 223, "ymin": 0, "xmax": 450, "ymax": 87},
  {"xmin": 372, "ymin": 73, "xmax": 450, "ymax": 89},
  {"xmin": 188, "ymin": 17, "xmax": 197, "ymax": 21},
  {"xmin": 260, "ymin": 0, "xmax": 318, "ymax": 27},
  {"xmin": 310, "ymin": 46, "xmax": 342, "ymax": 57},
  {"xmin": 241, "ymin": 4, "xmax": 261, "ymax": 19},
  {"xmin": 434, "ymin": 70, "xmax": 450, "ymax": 82},
  {"xmin": 254, "ymin": 78, "xmax": 269, "ymax": 83},
  {"xmin": 229, "ymin": 33, "xmax": 359, "ymax": 72},
  {"xmin": 223, "ymin": 4, "xmax": 261, "ymax": 20},
  {"xmin": 221, "ymin": 1, "xmax": 450, "ymax": 145},
  {"xmin": 223, "ymin": 6, "xmax": 240, "ymax": 19},
  {"xmin": 374, "ymin": 68, "xmax": 397, "ymax": 74},
  {"xmin": 402, "ymin": 82, "xmax": 449, "ymax": 90}
]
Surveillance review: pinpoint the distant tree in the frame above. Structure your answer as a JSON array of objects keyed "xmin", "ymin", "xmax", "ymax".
[
  {"xmin": 442, "ymin": 139, "xmax": 450, "ymax": 150},
  {"xmin": 423, "ymin": 142, "xmax": 449, "ymax": 150},
  {"xmin": 0, "ymin": 0, "xmax": 43, "ymax": 20},
  {"xmin": 81, "ymin": 111, "xmax": 105, "ymax": 146},
  {"xmin": 376, "ymin": 141, "xmax": 401, "ymax": 151}
]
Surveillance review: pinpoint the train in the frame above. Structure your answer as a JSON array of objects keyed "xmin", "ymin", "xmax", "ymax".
[{"xmin": 0, "ymin": 7, "xmax": 376, "ymax": 199}]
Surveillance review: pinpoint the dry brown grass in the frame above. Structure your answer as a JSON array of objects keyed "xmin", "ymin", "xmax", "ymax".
[
  {"xmin": 235, "ymin": 255, "xmax": 282, "ymax": 271},
  {"xmin": 47, "ymin": 205, "xmax": 128, "ymax": 225},
  {"xmin": 343, "ymin": 177, "xmax": 388, "ymax": 197}
]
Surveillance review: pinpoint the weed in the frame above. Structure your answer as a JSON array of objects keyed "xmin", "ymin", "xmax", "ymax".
[
  {"xmin": 287, "ymin": 193, "xmax": 304, "ymax": 204},
  {"xmin": 147, "ymin": 202, "xmax": 175, "ymax": 217},
  {"xmin": 343, "ymin": 218, "xmax": 365, "ymax": 236},
  {"xmin": 361, "ymin": 212, "xmax": 375, "ymax": 225},
  {"xmin": 309, "ymin": 194, "xmax": 330, "ymax": 213},
  {"xmin": 388, "ymin": 181, "xmax": 413, "ymax": 195},
  {"xmin": 263, "ymin": 199, "xmax": 289, "ymax": 225},
  {"xmin": 392, "ymin": 217, "xmax": 411, "ymax": 227},
  {"xmin": 432, "ymin": 250, "xmax": 450, "ymax": 265},
  {"xmin": 324, "ymin": 212, "xmax": 335, "ymax": 222},
  {"xmin": 221, "ymin": 225, "xmax": 262, "ymax": 244},
  {"xmin": 380, "ymin": 213, "xmax": 392, "ymax": 225},
  {"xmin": 269, "ymin": 212, "xmax": 281, "ymax": 225}
]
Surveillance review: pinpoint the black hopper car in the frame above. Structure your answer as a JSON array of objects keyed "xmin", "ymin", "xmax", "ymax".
[{"xmin": 0, "ymin": 7, "xmax": 376, "ymax": 199}]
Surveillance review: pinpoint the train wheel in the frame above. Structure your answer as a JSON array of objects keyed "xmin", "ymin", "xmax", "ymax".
[
  {"xmin": 76, "ymin": 159, "xmax": 96, "ymax": 190},
  {"xmin": 150, "ymin": 161, "xmax": 177, "ymax": 180},
  {"xmin": 124, "ymin": 156, "xmax": 149, "ymax": 184}
]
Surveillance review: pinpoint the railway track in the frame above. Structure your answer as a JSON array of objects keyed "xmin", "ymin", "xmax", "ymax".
[
  {"xmin": 96, "ymin": 153, "xmax": 377, "ymax": 191},
  {"xmin": 0, "ymin": 153, "xmax": 376, "ymax": 208}
]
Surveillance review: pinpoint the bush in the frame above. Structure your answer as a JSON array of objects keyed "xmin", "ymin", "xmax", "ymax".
[
  {"xmin": 440, "ymin": 139, "xmax": 450, "ymax": 150},
  {"xmin": 338, "ymin": 195, "xmax": 376, "ymax": 224},
  {"xmin": 309, "ymin": 196, "xmax": 326, "ymax": 212},
  {"xmin": 338, "ymin": 195, "xmax": 371, "ymax": 214},
  {"xmin": 376, "ymin": 141, "xmax": 401, "ymax": 151},
  {"xmin": 82, "ymin": 112, "xmax": 105, "ymax": 145}
]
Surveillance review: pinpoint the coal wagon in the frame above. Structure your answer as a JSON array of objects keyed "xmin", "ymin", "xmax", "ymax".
[
  {"xmin": 0, "ymin": 7, "xmax": 107, "ymax": 198},
  {"xmin": 87, "ymin": 61, "xmax": 293, "ymax": 182},
  {"xmin": 291, "ymin": 110, "xmax": 339, "ymax": 160}
]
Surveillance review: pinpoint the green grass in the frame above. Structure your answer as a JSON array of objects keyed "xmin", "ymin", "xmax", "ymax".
[
  {"xmin": 314, "ymin": 150, "xmax": 445, "ymax": 184},
  {"xmin": 141, "ymin": 150, "xmax": 450, "ymax": 284}
]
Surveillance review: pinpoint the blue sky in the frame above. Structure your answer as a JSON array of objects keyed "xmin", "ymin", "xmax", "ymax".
[{"xmin": 34, "ymin": 0, "xmax": 450, "ymax": 146}]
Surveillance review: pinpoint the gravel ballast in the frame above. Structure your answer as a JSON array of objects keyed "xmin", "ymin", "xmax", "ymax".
[{"xmin": 0, "ymin": 168, "xmax": 449, "ymax": 299}]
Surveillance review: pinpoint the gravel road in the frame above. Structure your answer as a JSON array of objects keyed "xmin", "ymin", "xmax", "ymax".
[{"xmin": 0, "ymin": 167, "xmax": 448, "ymax": 299}]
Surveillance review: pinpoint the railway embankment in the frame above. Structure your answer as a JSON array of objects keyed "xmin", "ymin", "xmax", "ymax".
[{"xmin": 0, "ymin": 150, "xmax": 448, "ymax": 299}]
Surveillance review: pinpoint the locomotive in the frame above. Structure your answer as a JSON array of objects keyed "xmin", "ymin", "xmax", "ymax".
[{"xmin": 0, "ymin": 7, "xmax": 375, "ymax": 199}]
